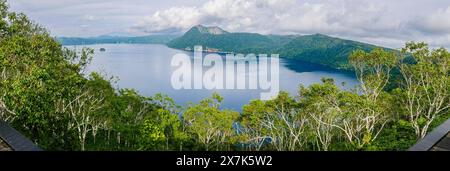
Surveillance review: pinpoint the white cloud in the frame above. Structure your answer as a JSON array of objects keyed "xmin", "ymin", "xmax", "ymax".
[
  {"xmin": 131, "ymin": 6, "xmax": 201, "ymax": 33},
  {"xmin": 131, "ymin": 0, "xmax": 404, "ymax": 38},
  {"xmin": 129, "ymin": 0, "xmax": 450, "ymax": 48},
  {"xmin": 8, "ymin": 0, "xmax": 450, "ymax": 48},
  {"xmin": 82, "ymin": 14, "xmax": 96, "ymax": 21},
  {"xmin": 414, "ymin": 6, "xmax": 450, "ymax": 35}
]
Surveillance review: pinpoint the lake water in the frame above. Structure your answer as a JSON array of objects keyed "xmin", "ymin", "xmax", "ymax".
[{"xmin": 71, "ymin": 44, "xmax": 358, "ymax": 111}]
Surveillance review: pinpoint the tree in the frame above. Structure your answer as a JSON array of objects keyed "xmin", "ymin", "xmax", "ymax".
[
  {"xmin": 55, "ymin": 88, "xmax": 105, "ymax": 151},
  {"xmin": 399, "ymin": 42, "xmax": 450, "ymax": 138},
  {"xmin": 139, "ymin": 94, "xmax": 188, "ymax": 151},
  {"xmin": 0, "ymin": 94, "xmax": 16, "ymax": 122},
  {"xmin": 110, "ymin": 89, "xmax": 155, "ymax": 150},
  {"xmin": 183, "ymin": 93, "xmax": 239, "ymax": 151},
  {"xmin": 263, "ymin": 92, "xmax": 307, "ymax": 151},
  {"xmin": 299, "ymin": 78, "xmax": 340, "ymax": 151},
  {"xmin": 240, "ymin": 100, "xmax": 273, "ymax": 151},
  {"xmin": 139, "ymin": 119, "xmax": 166, "ymax": 150},
  {"xmin": 350, "ymin": 48, "xmax": 397, "ymax": 100},
  {"xmin": 241, "ymin": 92, "xmax": 308, "ymax": 151},
  {"xmin": 0, "ymin": 0, "xmax": 97, "ymax": 149},
  {"xmin": 343, "ymin": 48, "xmax": 397, "ymax": 149}
]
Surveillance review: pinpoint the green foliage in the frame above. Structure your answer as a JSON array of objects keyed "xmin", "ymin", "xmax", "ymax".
[
  {"xmin": 368, "ymin": 120, "xmax": 417, "ymax": 151},
  {"xmin": 298, "ymin": 79, "xmax": 341, "ymax": 151},
  {"xmin": 139, "ymin": 94, "xmax": 188, "ymax": 151},
  {"xmin": 183, "ymin": 93, "xmax": 239, "ymax": 151},
  {"xmin": 279, "ymin": 34, "xmax": 383, "ymax": 70},
  {"xmin": 240, "ymin": 92, "xmax": 305, "ymax": 151},
  {"xmin": 0, "ymin": 1, "xmax": 449, "ymax": 151},
  {"xmin": 139, "ymin": 120, "xmax": 166, "ymax": 149},
  {"xmin": 0, "ymin": 1, "xmax": 89, "ymax": 149},
  {"xmin": 168, "ymin": 25, "xmax": 290, "ymax": 54},
  {"xmin": 397, "ymin": 42, "xmax": 450, "ymax": 138}
]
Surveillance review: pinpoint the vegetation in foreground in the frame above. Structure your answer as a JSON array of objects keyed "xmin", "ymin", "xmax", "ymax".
[{"xmin": 0, "ymin": 0, "xmax": 449, "ymax": 151}]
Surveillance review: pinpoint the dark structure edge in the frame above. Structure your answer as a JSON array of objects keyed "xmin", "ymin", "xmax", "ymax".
[
  {"xmin": 408, "ymin": 118, "xmax": 450, "ymax": 151},
  {"xmin": 0, "ymin": 120, "xmax": 42, "ymax": 151}
]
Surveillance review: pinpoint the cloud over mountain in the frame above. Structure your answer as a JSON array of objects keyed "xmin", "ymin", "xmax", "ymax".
[
  {"xmin": 9, "ymin": 0, "xmax": 450, "ymax": 48},
  {"xmin": 130, "ymin": 0, "xmax": 450, "ymax": 48}
]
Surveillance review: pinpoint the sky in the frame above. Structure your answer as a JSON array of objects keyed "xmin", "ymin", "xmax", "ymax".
[{"xmin": 8, "ymin": 0, "xmax": 450, "ymax": 49}]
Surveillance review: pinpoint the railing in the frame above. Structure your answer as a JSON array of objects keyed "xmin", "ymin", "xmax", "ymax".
[
  {"xmin": 0, "ymin": 120, "xmax": 42, "ymax": 151},
  {"xmin": 408, "ymin": 118, "xmax": 450, "ymax": 151}
]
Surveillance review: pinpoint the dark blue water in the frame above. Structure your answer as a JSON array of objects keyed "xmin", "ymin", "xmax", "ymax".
[{"xmin": 71, "ymin": 44, "xmax": 358, "ymax": 111}]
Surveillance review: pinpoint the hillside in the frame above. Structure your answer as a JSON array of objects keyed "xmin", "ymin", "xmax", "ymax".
[
  {"xmin": 167, "ymin": 25, "xmax": 295, "ymax": 54},
  {"xmin": 277, "ymin": 34, "xmax": 378, "ymax": 70},
  {"xmin": 58, "ymin": 34, "xmax": 179, "ymax": 45},
  {"xmin": 59, "ymin": 25, "xmax": 389, "ymax": 70},
  {"xmin": 168, "ymin": 25, "xmax": 384, "ymax": 70}
]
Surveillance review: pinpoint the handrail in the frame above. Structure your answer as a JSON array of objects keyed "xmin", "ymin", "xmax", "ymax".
[
  {"xmin": 408, "ymin": 118, "xmax": 450, "ymax": 151},
  {"xmin": 0, "ymin": 120, "xmax": 42, "ymax": 151}
]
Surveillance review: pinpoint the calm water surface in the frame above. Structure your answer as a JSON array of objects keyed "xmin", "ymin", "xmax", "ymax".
[{"xmin": 70, "ymin": 44, "xmax": 358, "ymax": 111}]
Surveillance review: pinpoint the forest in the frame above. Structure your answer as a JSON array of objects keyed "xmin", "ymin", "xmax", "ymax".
[
  {"xmin": 0, "ymin": 0, "xmax": 449, "ymax": 151},
  {"xmin": 168, "ymin": 25, "xmax": 381, "ymax": 70},
  {"xmin": 57, "ymin": 34, "xmax": 178, "ymax": 46}
]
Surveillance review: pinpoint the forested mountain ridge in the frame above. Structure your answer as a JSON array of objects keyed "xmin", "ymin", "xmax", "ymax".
[
  {"xmin": 167, "ymin": 25, "xmax": 289, "ymax": 54},
  {"xmin": 278, "ymin": 33, "xmax": 379, "ymax": 70},
  {"xmin": 59, "ymin": 25, "xmax": 385, "ymax": 70},
  {"xmin": 58, "ymin": 34, "xmax": 179, "ymax": 45},
  {"xmin": 168, "ymin": 25, "xmax": 385, "ymax": 70}
]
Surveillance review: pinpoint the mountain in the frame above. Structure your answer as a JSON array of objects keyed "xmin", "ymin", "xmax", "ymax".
[
  {"xmin": 194, "ymin": 25, "xmax": 228, "ymax": 35},
  {"xmin": 277, "ymin": 34, "xmax": 378, "ymax": 70},
  {"xmin": 168, "ymin": 25, "xmax": 294, "ymax": 54},
  {"xmin": 57, "ymin": 34, "xmax": 179, "ymax": 45},
  {"xmin": 168, "ymin": 25, "xmax": 386, "ymax": 70}
]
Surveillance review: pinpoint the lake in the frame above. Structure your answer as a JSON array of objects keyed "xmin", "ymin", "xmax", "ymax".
[{"xmin": 70, "ymin": 44, "xmax": 358, "ymax": 111}]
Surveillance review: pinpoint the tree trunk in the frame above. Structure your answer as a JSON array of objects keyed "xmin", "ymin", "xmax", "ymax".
[{"xmin": 81, "ymin": 139, "xmax": 85, "ymax": 151}]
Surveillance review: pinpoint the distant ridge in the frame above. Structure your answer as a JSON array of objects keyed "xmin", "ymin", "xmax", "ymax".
[
  {"xmin": 168, "ymin": 26, "xmax": 387, "ymax": 70},
  {"xmin": 58, "ymin": 25, "xmax": 390, "ymax": 70},
  {"xmin": 57, "ymin": 34, "xmax": 179, "ymax": 45}
]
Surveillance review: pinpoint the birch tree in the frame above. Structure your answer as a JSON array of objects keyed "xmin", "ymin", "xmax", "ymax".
[
  {"xmin": 299, "ymin": 79, "xmax": 340, "ymax": 151},
  {"xmin": 183, "ymin": 93, "xmax": 239, "ymax": 151},
  {"xmin": 240, "ymin": 100, "xmax": 272, "ymax": 151},
  {"xmin": 261, "ymin": 106, "xmax": 307, "ymax": 151},
  {"xmin": 344, "ymin": 48, "xmax": 397, "ymax": 149},
  {"xmin": 241, "ymin": 92, "xmax": 307, "ymax": 151},
  {"xmin": 56, "ymin": 89, "xmax": 105, "ymax": 151},
  {"xmin": 399, "ymin": 42, "xmax": 450, "ymax": 138},
  {"xmin": 139, "ymin": 94, "xmax": 188, "ymax": 151},
  {"xmin": 0, "ymin": 98, "xmax": 16, "ymax": 122}
]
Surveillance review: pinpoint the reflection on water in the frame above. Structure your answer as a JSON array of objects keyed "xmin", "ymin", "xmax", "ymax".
[{"xmin": 71, "ymin": 44, "xmax": 358, "ymax": 111}]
